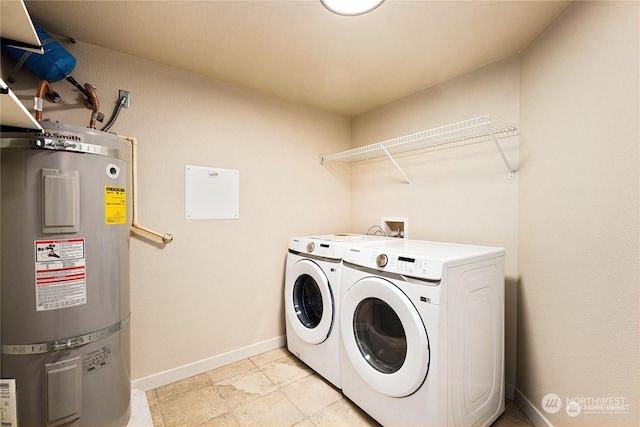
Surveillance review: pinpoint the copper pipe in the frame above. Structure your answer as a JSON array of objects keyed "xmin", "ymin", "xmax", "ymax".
[
  {"xmin": 84, "ymin": 83, "xmax": 100, "ymax": 129},
  {"xmin": 35, "ymin": 80, "xmax": 56, "ymax": 121}
]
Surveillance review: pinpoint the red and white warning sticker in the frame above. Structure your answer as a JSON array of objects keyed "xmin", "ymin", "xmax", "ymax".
[{"xmin": 34, "ymin": 239, "xmax": 87, "ymax": 311}]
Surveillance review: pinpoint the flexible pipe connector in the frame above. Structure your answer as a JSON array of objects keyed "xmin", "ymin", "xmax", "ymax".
[
  {"xmin": 84, "ymin": 83, "xmax": 100, "ymax": 129},
  {"xmin": 101, "ymin": 95, "xmax": 127, "ymax": 132},
  {"xmin": 34, "ymin": 80, "xmax": 60, "ymax": 121},
  {"xmin": 119, "ymin": 135, "xmax": 173, "ymax": 244}
]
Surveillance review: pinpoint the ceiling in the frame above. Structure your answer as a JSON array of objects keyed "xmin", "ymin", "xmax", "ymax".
[{"xmin": 23, "ymin": 0, "xmax": 571, "ymax": 117}]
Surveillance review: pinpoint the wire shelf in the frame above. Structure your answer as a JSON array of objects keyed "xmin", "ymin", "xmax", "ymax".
[{"xmin": 320, "ymin": 115, "xmax": 518, "ymax": 164}]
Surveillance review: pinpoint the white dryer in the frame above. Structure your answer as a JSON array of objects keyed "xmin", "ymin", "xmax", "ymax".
[
  {"xmin": 285, "ymin": 234, "xmax": 391, "ymax": 388},
  {"xmin": 339, "ymin": 239, "xmax": 505, "ymax": 426}
]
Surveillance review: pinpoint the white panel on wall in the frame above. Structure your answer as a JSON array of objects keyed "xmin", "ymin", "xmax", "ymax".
[{"xmin": 185, "ymin": 165, "xmax": 239, "ymax": 220}]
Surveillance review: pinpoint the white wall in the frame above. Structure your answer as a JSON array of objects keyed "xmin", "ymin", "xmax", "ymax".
[
  {"xmin": 518, "ymin": 2, "xmax": 639, "ymax": 426},
  {"xmin": 350, "ymin": 55, "xmax": 520, "ymax": 392},
  {"xmin": 2, "ymin": 40, "xmax": 352, "ymax": 385}
]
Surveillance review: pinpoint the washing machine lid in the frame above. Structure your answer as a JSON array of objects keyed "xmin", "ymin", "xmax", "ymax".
[
  {"xmin": 341, "ymin": 276, "xmax": 430, "ymax": 397},
  {"xmin": 343, "ymin": 239, "xmax": 505, "ymax": 281},
  {"xmin": 284, "ymin": 258, "xmax": 334, "ymax": 344}
]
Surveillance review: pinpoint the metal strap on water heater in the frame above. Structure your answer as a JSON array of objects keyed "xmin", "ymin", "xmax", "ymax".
[
  {"xmin": 1, "ymin": 314, "xmax": 130, "ymax": 355},
  {"xmin": 0, "ymin": 138, "xmax": 130, "ymax": 162}
]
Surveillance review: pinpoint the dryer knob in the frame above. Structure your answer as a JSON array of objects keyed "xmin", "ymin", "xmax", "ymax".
[
  {"xmin": 376, "ymin": 253, "xmax": 388, "ymax": 268},
  {"xmin": 307, "ymin": 242, "xmax": 315, "ymax": 252}
]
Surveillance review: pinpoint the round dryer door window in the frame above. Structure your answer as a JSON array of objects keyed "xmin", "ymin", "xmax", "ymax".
[
  {"xmin": 285, "ymin": 259, "xmax": 334, "ymax": 344},
  {"xmin": 341, "ymin": 276, "xmax": 429, "ymax": 398},
  {"xmin": 353, "ymin": 297, "xmax": 407, "ymax": 374}
]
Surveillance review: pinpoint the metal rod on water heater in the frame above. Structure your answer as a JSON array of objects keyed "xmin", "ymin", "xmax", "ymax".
[{"xmin": 118, "ymin": 135, "xmax": 174, "ymax": 243}]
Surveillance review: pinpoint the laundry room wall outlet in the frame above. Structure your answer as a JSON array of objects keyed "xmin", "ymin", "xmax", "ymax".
[{"xmin": 381, "ymin": 217, "xmax": 408, "ymax": 238}]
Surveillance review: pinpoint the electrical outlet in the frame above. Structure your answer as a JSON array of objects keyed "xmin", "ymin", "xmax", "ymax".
[{"xmin": 119, "ymin": 90, "xmax": 131, "ymax": 108}]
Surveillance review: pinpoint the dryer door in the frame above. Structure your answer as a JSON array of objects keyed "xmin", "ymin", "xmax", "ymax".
[
  {"xmin": 341, "ymin": 276, "xmax": 429, "ymax": 397},
  {"xmin": 285, "ymin": 259, "xmax": 334, "ymax": 344}
]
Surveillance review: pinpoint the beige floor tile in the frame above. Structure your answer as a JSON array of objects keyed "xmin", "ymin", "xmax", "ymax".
[
  {"xmin": 491, "ymin": 409, "xmax": 534, "ymax": 427},
  {"xmin": 207, "ymin": 359, "xmax": 256, "ymax": 383},
  {"xmin": 282, "ymin": 375, "xmax": 342, "ymax": 416},
  {"xmin": 155, "ymin": 373, "xmax": 212, "ymax": 402},
  {"xmin": 215, "ymin": 368, "xmax": 279, "ymax": 409},
  {"xmin": 148, "ymin": 403, "xmax": 164, "ymax": 427},
  {"xmin": 146, "ymin": 390, "xmax": 158, "ymax": 406},
  {"xmin": 231, "ymin": 390, "xmax": 305, "ymax": 426},
  {"xmin": 249, "ymin": 347, "xmax": 291, "ymax": 366},
  {"xmin": 158, "ymin": 386, "xmax": 227, "ymax": 426},
  {"xmin": 148, "ymin": 348, "xmax": 535, "ymax": 427},
  {"xmin": 260, "ymin": 355, "xmax": 313, "ymax": 387},
  {"xmin": 492, "ymin": 401, "xmax": 534, "ymax": 427},
  {"xmin": 202, "ymin": 412, "xmax": 240, "ymax": 427},
  {"xmin": 308, "ymin": 398, "xmax": 381, "ymax": 427}
]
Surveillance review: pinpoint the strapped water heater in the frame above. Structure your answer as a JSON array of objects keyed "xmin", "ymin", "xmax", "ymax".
[{"xmin": 1, "ymin": 122, "xmax": 132, "ymax": 427}]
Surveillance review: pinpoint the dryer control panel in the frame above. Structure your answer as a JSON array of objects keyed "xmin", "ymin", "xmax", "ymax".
[
  {"xmin": 345, "ymin": 247, "xmax": 444, "ymax": 281},
  {"xmin": 289, "ymin": 237, "xmax": 346, "ymax": 260}
]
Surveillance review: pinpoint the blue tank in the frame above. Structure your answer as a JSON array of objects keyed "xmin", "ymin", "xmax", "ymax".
[{"xmin": 2, "ymin": 22, "xmax": 76, "ymax": 82}]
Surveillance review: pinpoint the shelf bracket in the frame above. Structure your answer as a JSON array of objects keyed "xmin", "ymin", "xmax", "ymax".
[
  {"xmin": 382, "ymin": 146, "xmax": 413, "ymax": 186},
  {"xmin": 486, "ymin": 123, "xmax": 516, "ymax": 178}
]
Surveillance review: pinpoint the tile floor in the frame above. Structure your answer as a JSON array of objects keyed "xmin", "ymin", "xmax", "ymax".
[{"xmin": 146, "ymin": 347, "xmax": 534, "ymax": 427}]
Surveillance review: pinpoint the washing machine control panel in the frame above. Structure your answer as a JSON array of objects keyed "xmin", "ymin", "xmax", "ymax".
[
  {"xmin": 289, "ymin": 237, "xmax": 346, "ymax": 260},
  {"xmin": 346, "ymin": 248, "xmax": 443, "ymax": 281}
]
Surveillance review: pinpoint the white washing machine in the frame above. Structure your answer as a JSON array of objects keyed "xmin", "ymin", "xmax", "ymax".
[
  {"xmin": 284, "ymin": 234, "xmax": 391, "ymax": 388},
  {"xmin": 339, "ymin": 239, "xmax": 506, "ymax": 426}
]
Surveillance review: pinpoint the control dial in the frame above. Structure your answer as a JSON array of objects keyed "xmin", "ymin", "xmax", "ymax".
[
  {"xmin": 376, "ymin": 253, "xmax": 388, "ymax": 268},
  {"xmin": 306, "ymin": 242, "xmax": 315, "ymax": 252}
]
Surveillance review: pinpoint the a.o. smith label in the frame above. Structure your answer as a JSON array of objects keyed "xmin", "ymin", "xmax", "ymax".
[{"xmin": 38, "ymin": 130, "xmax": 85, "ymax": 142}]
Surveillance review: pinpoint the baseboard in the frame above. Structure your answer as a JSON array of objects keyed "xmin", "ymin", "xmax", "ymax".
[
  {"xmin": 514, "ymin": 387, "xmax": 554, "ymax": 427},
  {"xmin": 131, "ymin": 335, "xmax": 286, "ymax": 391}
]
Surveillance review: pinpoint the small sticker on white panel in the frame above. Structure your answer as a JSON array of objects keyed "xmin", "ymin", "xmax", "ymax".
[{"xmin": 185, "ymin": 165, "xmax": 239, "ymax": 220}]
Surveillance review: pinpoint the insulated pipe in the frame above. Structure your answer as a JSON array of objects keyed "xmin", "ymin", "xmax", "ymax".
[
  {"xmin": 84, "ymin": 83, "xmax": 100, "ymax": 129},
  {"xmin": 34, "ymin": 80, "xmax": 59, "ymax": 120},
  {"xmin": 118, "ymin": 134, "xmax": 173, "ymax": 244}
]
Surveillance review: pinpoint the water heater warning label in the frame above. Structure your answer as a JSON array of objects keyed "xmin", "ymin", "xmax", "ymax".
[
  {"xmin": 105, "ymin": 186, "xmax": 126, "ymax": 225},
  {"xmin": 34, "ymin": 239, "xmax": 87, "ymax": 311},
  {"xmin": 0, "ymin": 380, "xmax": 18, "ymax": 427}
]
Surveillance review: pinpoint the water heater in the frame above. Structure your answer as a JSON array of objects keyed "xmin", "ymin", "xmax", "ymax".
[{"xmin": 1, "ymin": 121, "xmax": 131, "ymax": 426}]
